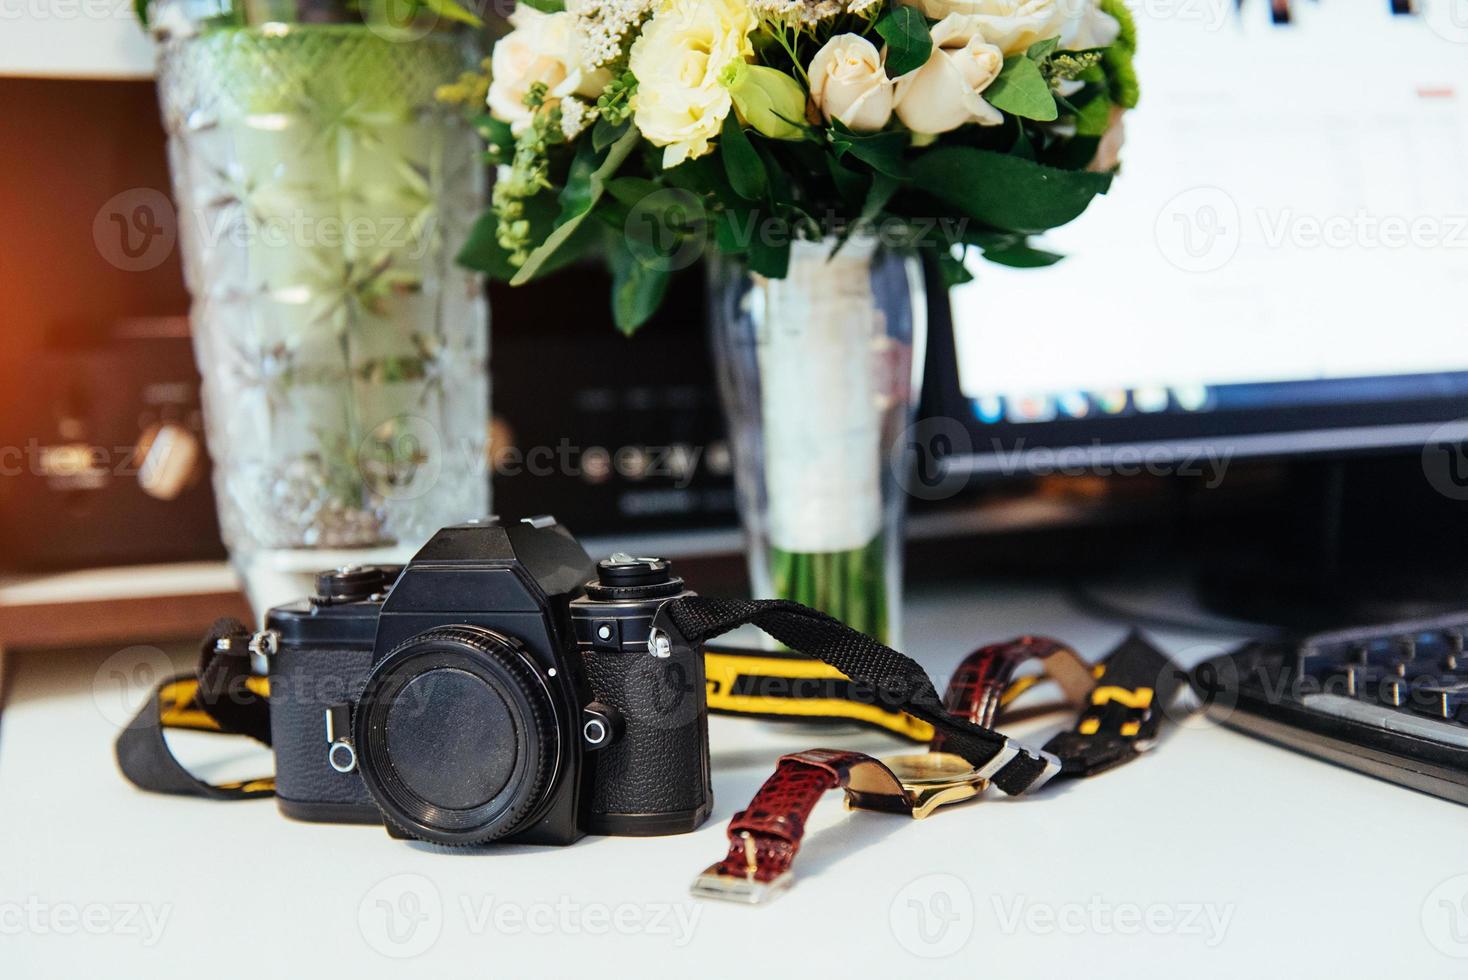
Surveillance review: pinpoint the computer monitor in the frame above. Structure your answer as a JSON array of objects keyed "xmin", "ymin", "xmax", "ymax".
[{"xmin": 930, "ymin": 1, "xmax": 1468, "ymax": 480}]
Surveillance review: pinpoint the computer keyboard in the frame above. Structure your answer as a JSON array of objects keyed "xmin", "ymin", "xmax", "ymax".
[{"xmin": 1199, "ymin": 612, "xmax": 1468, "ymax": 805}]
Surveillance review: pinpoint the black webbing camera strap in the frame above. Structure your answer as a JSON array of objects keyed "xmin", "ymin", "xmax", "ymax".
[
  {"xmin": 115, "ymin": 599, "xmax": 1183, "ymax": 802},
  {"xmin": 115, "ymin": 618, "xmax": 274, "ymax": 800},
  {"xmin": 657, "ymin": 597, "xmax": 1062, "ymax": 795}
]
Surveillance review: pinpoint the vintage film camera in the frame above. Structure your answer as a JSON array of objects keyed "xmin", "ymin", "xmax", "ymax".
[{"xmin": 260, "ymin": 515, "xmax": 711, "ymax": 846}]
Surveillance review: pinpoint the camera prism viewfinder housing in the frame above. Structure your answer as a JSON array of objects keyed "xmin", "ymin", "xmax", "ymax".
[{"xmin": 262, "ymin": 515, "xmax": 712, "ymax": 847}]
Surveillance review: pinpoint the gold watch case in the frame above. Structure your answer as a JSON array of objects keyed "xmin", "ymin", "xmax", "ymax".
[{"xmin": 844, "ymin": 752, "xmax": 989, "ymax": 819}]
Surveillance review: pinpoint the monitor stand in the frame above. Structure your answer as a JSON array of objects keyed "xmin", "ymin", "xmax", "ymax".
[{"xmin": 1195, "ymin": 454, "xmax": 1468, "ymax": 632}]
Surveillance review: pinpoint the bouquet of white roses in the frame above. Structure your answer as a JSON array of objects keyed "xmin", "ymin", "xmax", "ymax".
[{"xmin": 452, "ymin": 0, "xmax": 1136, "ymax": 330}]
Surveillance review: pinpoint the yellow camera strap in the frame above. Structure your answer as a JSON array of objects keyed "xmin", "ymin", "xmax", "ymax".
[{"xmin": 703, "ymin": 644, "xmax": 1045, "ymax": 742}]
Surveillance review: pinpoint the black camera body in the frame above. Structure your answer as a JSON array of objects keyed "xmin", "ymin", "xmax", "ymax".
[{"xmin": 263, "ymin": 516, "xmax": 711, "ymax": 846}]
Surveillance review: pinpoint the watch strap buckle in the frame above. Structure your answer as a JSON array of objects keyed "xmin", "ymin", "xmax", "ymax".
[{"xmin": 690, "ymin": 866, "xmax": 794, "ymax": 905}]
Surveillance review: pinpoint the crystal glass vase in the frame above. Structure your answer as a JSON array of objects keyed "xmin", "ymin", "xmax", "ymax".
[
  {"xmin": 151, "ymin": 2, "xmax": 488, "ymax": 611},
  {"xmin": 709, "ymin": 239, "xmax": 927, "ymax": 647}
]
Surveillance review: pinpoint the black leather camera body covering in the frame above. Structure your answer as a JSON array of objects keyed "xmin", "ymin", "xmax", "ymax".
[
  {"xmin": 264, "ymin": 516, "xmax": 712, "ymax": 847},
  {"xmin": 570, "ymin": 565, "xmax": 712, "ymax": 836},
  {"xmin": 268, "ymin": 634, "xmax": 378, "ymax": 824}
]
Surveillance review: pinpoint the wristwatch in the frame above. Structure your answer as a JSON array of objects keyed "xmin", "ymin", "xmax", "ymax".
[
  {"xmin": 693, "ymin": 636, "xmax": 1091, "ymax": 904},
  {"xmin": 690, "ymin": 747, "xmax": 990, "ymax": 903}
]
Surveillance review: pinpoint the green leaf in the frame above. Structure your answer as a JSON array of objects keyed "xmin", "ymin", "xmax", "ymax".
[
  {"xmin": 607, "ymin": 234, "xmax": 671, "ymax": 335},
  {"xmin": 876, "ymin": 6, "xmax": 933, "ymax": 78},
  {"xmin": 1010, "ymin": 124, "xmax": 1035, "ymax": 160},
  {"xmin": 829, "ymin": 121, "xmax": 909, "ymax": 179},
  {"xmin": 665, "ymin": 155, "xmax": 740, "ymax": 208},
  {"xmin": 826, "ymin": 155, "xmax": 867, "ymax": 206},
  {"xmin": 1026, "ymin": 37, "xmax": 1060, "ymax": 62},
  {"xmin": 979, "ymin": 240, "xmax": 1065, "ymax": 268},
  {"xmin": 510, "ymin": 125, "xmax": 641, "ymax": 286},
  {"xmin": 715, "ymin": 208, "xmax": 751, "ymax": 254},
  {"xmin": 746, "ymin": 213, "xmax": 790, "ymax": 278},
  {"xmin": 458, "ymin": 193, "xmax": 597, "ymax": 282},
  {"xmin": 721, "ymin": 114, "xmax": 768, "ymax": 201},
  {"xmin": 557, "ymin": 142, "xmax": 599, "ymax": 225},
  {"xmin": 935, "ymin": 248, "xmax": 975, "ymax": 288},
  {"xmin": 592, "ymin": 118, "xmax": 628, "ymax": 154},
  {"xmin": 135, "ymin": 0, "xmax": 149, "ymax": 26},
  {"xmin": 458, "ymin": 209, "xmax": 523, "ymax": 281},
  {"xmin": 472, "ymin": 114, "xmax": 514, "ymax": 160},
  {"xmin": 1073, "ymin": 90, "xmax": 1113, "ymax": 137},
  {"xmin": 1045, "ymin": 135, "xmax": 1101, "ymax": 172},
  {"xmin": 604, "ymin": 176, "xmax": 661, "ymax": 207},
  {"xmin": 419, "ymin": 0, "xmax": 482, "ymax": 26},
  {"xmin": 847, "ymin": 132, "xmax": 909, "ymax": 178},
  {"xmin": 986, "ymin": 55, "xmax": 1057, "ymax": 122},
  {"xmin": 828, "ymin": 170, "xmax": 900, "ymax": 255},
  {"xmin": 860, "ymin": 171, "xmax": 900, "ymax": 225},
  {"xmin": 756, "ymin": 142, "xmax": 791, "ymax": 207},
  {"xmin": 909, "ymin": 147, "xmax": 1111, "ymax": 234},
  {"xmin": 516, "ymin": 0, "xmax": 565, "ymax": 11}
]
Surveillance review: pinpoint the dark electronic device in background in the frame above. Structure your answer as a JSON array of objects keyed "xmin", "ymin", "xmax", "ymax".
[
  {"xmin": 0, "ymin": 79, "xmax": 226, "ymax": 572},
  {"xmin": 489, "ymin": 268, "xmax": 737, "ymax": 535},
  {"xmin": 0, "ymin": 319, "xmax": 226, "ymax": 570}
]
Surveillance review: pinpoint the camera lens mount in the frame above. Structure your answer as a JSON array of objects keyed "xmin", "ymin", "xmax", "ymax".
[{"xmin": 353, "ymin": 626, "xmax": 560, "ymax": 846}]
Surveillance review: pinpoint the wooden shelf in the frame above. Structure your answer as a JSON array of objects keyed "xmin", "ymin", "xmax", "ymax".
[{"xmin": 0, "ymin": 562, "xmax": 250, "ymax": 651}]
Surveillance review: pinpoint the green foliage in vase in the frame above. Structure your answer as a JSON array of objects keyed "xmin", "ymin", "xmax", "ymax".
[{"xmin": 770, "ymin": 538, "xmax": 889, "ymax": 644}]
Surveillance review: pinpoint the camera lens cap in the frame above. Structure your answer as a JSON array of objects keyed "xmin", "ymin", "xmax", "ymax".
[
  {"xmin": 586, "ymin": 554, "xmax": 683, "ymax": 600},
  {"xmin": 354, "ymin": 626, "xmax": 559, "ymax": 846}
]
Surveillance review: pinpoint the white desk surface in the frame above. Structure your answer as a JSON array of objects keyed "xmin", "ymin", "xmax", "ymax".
[{"xmin": 3, "ymin": 579, "xmax": 1466, "ymax": 979}]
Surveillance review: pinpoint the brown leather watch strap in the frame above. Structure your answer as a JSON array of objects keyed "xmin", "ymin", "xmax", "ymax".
[
  {"xmin": 940, "ymin": 635, "xmax": 1095, "ymax": 733},
  {"xmin": 692, "ymin": 636, "xmax": 1100, "ymax": 904},
  {"xmin": 693, "ymin": 749, "xmax": 908, "ymax": 902}
]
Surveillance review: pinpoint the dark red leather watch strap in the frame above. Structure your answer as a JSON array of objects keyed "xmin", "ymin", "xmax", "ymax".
[
  {"xmin": 697, "ymin": 749, "xmax": 907, "ymax": 895},
  {"xmin": 941, "ymin": 635, "xmax": 1094, "ymax": 732}
]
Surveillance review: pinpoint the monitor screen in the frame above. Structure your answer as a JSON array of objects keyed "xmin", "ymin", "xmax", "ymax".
[{"xmin": 940, "ymin": 1, "xmax": 1468, "ymax": 476}]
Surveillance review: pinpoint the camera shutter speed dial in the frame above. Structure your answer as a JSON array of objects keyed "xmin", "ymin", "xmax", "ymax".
[
  {"xmin": 584, "ymin": 554, "xmax": 684, "ymax": 601},
  {"xmin": 353, "ymin": 626, "xmax": 560, "ymax": 846},
  {"xmin": 315, "ymin": 565, "xmax": 387, "ymax": 604}
]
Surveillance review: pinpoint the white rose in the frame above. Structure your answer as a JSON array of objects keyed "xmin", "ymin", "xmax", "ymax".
[
  {"xmin": 1064, "ymin": 0, "xmax": 1123, "ymax": 49},
  {"xmin": 898, "ymin": 0, "xmax": 1119, "ymax": 56},
  {"xmin": 807, "ymin": 34, "xmax": 894, "ymax": 133},
  {"xmin": 893, "ymin": 15, "xmax": 1004, "ymax": 134},
  {"xmin": 488, "ymin": 7, "xmax": 611, "ymax": 134},
  {"xmin": 628, "ymin": 0, "xmax": 757, "ymax": 168}
]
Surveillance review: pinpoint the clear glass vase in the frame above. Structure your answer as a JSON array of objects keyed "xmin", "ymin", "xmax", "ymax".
[
  {"xmin": 151, "ymin": 2, "xmax": 488, "ymax": 611},
  {"xmin": 709, "ymin": 238, "xmax": 927, "ymax": 647}
]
